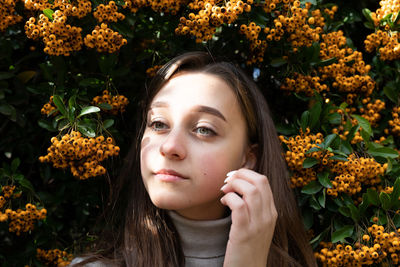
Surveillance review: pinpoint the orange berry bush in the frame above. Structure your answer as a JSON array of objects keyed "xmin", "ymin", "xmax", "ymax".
[{"xmin": 1, "ymin": 0, "xmax": 400, "ymax": 265}]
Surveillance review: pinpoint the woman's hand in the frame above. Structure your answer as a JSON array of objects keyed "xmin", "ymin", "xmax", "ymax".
[{"xmin": 220, "ymin": 168, "xmax": 277, "ymax": 267}]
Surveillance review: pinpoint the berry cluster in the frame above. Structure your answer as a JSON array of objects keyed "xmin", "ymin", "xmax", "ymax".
[
  {"xmin": 240, "ymin": 22, "xmax": 267, "ymax": 65},
  {"xmin": 365, "ymin": 30, "xmax": 400, "ymax": 61},
  {"xmin": 123, "ymin": 0, "xmax": 185, "ymax": 14},
  {"xmin": 84, "ymin": 23, "xmax": 127, "ymax": 53},
  {"xmin": 37, "ymin": 248, "xmax": 72, "ymax": 267},
  {"xmin": 93, "ymin": 1, "xmax": 125, "ymax": 23},
  {"xmin": 364, "ymin": 0, "xmax": 400, "ymax": 60},
  {"xmin": 279, "ymin": 128, "xmax": 334, "ymax": 188},
  {"xmin": 39, "ymin": 130, "xmax": 120, "ymax": 180},
  {"xmin": 359, "ymin": 98, "xmax": 386, "ymax": 127},
  {"xmin": 25, "ymin": 11, "xmax": 83, "ymax": 56},
  {"xmin": 316, "ymin": 224, "xmax": 400, "ymax": 266},
  {"xmin": 369, "ymin": 0, "xmax": 400, "ymax": 27},
  {"xmin": 327, "ymin": 154, "xmax": 387, "ymax": 197},
  {"xmin": 24, "ymin": 0, "xmax": 92, "ymax": 17},
  {"xmin": 146, "ymin": 65, "xmax": 163, "ymax": 77},
  {"xmin": 92, "ymin": 90, "xmax": 129, "ymax": 115},
  {"xmin": 23, "ymin": 0, "xmax": 53, "ymax": 11},
  {"xmin": 0, "ymin": 185, "xmax": 16, "ymax": 212},
  {"xmin": 1, "ymin": 204, "xmax": 47, "ymax": 235},
  {"xmin": 278, "ymin": 1, "xmax": 326, "ymax": 53},
  {"xmin": 175, "ymin": 0, "xmax": 253, "ymax": 43},
  {"xmin": 0, "ymin": 0, "xmax": 23, "ymax": 32},
  {"xmin": 389, "ymin": 106, "xmax": 400, "ymax": 136},
  {"xmin": 318, "ymin": 31, "xmax": 375, "ymax": 96},
  {"xmin": 55, "ymin": 0, "xmax": 92, "ymax": 18},
  {"xmin": 281, "ymin": 73, "xmax": 328, "ymax": 96},
  {"xmin": 41, "ymin": 96, "xmax": 57, "ymax": 116}
]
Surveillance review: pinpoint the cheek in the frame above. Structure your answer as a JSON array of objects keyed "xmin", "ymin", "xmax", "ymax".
[{"xmin": 197, "ymin": 145, "xmax": 244, "ymax": 181}]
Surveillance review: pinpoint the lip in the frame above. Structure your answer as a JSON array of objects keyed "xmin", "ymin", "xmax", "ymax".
[{"xmin": 154, "ymin": 169, "xmax": 188, "ymax": 182}]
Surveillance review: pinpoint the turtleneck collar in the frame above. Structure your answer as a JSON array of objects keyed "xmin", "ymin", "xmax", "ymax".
[{"xmin": 167, "ymin": 210, "xmax": 232, "ymax": 260}]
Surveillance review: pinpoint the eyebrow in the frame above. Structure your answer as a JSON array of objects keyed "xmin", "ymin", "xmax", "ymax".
[{"xmin": 150, "ymin": 101, "xmax": 227, "ymax": 122}]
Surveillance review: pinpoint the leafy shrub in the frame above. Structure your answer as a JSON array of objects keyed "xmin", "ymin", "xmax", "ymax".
[{"xmin": 2, "ymin": 0, "xmax": 400, "ymax": 266}]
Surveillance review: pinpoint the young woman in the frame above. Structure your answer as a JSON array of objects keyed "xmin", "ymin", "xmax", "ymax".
[{"xmin": 71, "ymin": 51, "xmax": 317, "ymax": 266}]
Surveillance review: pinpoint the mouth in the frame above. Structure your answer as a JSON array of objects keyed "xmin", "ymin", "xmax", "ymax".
[{"xmin": 154, "ymin": 169, "xmax": 188, "ymax": 182}]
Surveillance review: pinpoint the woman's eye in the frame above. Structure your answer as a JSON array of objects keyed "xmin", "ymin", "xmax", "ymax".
[
  {"xmin": 195, "ymin": 127, "xmax": 216, "ymax": 136},
  {"xmin": 149, "ymin": 121, "xmax": 168, "ymax": 131}
]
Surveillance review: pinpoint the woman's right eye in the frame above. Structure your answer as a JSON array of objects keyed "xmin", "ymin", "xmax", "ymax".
[{"xmin": 149, "ymin": 121, "xmax": 168, "ymax": 131}]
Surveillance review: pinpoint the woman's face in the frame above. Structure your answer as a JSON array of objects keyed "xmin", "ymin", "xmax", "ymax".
[{"xmin": 140, "ymin": 72, "xmax": 254, "ymax": 220}]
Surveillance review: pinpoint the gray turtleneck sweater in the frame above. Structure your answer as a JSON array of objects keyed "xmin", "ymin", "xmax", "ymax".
[
  {"xmin": 168, "ymin": 211, "xmax": 232, "ymax": 267},
  {"xmin": 69, "ymin": 212, "xmax": 232, "ymax": 267}
]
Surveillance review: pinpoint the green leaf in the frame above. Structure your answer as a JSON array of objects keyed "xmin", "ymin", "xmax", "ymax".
[
  {"xmin": 351, "ymin": 115, "xmax": 373, "ymax": 138},
  {"xmin": 391, "ymin": 177, "xmax": 400, "ymax": 206},
  {"xmin": 367, "ymin": 188, "xmax": 380, "ymax": 206},
  {"xmin": 394, "ymin": 214, "xmax": 400, "ymax": 228},
  {"xmin": 305, "ymin": 147, "xmax": 322, "ymax": 154},
  {"xmin": 98, "ymin": 103, "xmax": 112, "ymax": 110},
  {"xmin": 362, "ymin": 8, "xmax": 374, "ymax": 23},
  {"xmin": 0, "ymin": 72, "xmax": 14, "ymax": 80},
  {"xmin": 317, "ymin": 172, "xmax": 332, "ymax": 188},
  {"xmin": 348, "ymin": 204, "xmax": 360, "ymax": 222},
  {"xmin": 360, "ymin": 129, "xmax": 371, "ymax": 143},
  {"xmin": 326, "ymin": 113, "xmax": 341, "ymax": 124},
  {"xmin": 68, "ymin": 95, "xmax": 77, "ymax": 111},
  {"xmin": 358, "ymin": 193, "xmax": 370, "ymax": 215},
  {"xmin": 52, "ymin": 95, "xmax": 67, "ymax": 117},
  {"xmin": 77, "ymin": 106, "xmax": 101, "ymax": 118},
  {"xmin": 38, "ymin": 119, "xmax": 57, "ymax": 132},
  {"xmin": 368, "ymin": 146, "xmax": 399, "ymax": 159},
  {"xmin": 380, "ymin": 192, "xmax": 391, "ymax": 210},
  {"xmin": 302, "ymin": 208, "xmax": 313, "ymax": 230},
  {"xmin": 302, "ymin": 157, "xmax": 318, "ymax": 168},
  {"xmin": 11, "ymin": 158, "xmax": 20, "ymax": 173},
  {"xmin": 339, "ymin": 206, "xmax": 351, "ymax": 217},
  {"xmin": 77, "ymin": 125, "xmax": 96, "ymax": 138},
  {"xmin": 103, "ymin": 119, "xmax": 114, "ymax": 129},
  {"xmin": 78, "ymin": 78, "xmax": 102, "ymax": 87},
  {"xmin": 322, "ymin": 134, "xmax": 337, "ymax": 149},
  {"xmin": 270, "ymin": 57, "xmax": 287, "ymax": 67},
  {"xmin": 346, "ymin": 125, "xmax": 360, "ymax": 144},
  {"xmin": 309, "ymin": 101, "xmax": 322, "ymax": 130},
  {"xmin": 300, "ymin": 110, "xmax": 310, "ymax": 133},
  {"xmin": 329, "ymin": 155, "xmax": 348, "ymax": 161},
  {"xmin": 43, "ymin": 8, "xmax": 54, "ymax": 20},
  {"xmin": 0, "ymin": 103, "xmax": 15, "ymax": 116},
  {"xmin": 383, "ymin": 85, "xmax": 399, "ymax": 103},
  {"xmin": 19, "ymin": 178, "xmax": 35, "ymax": 193},
  {"xmin": 309, "ymin": 195, "xmax": 321, "ymax": 210},
  {"xmin": 318, "ymin": 189, "xmax": 326, "ymax": 208},
  {"xmin": 331, "ymin": 225, "xmax": 354, "ymax": 243},
  {"xmin": 301, "ymin": 180, "xmax": 323, "ymax": 194}
]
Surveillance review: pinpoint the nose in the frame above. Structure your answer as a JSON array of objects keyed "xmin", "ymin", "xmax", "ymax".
[{"xmin": 159, "ymin": 128, "xmax": 186, "ymax": 160}]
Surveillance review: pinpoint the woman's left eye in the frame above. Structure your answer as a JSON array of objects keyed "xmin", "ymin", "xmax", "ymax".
[{"xmin": 195, "ymin": 127, "xmax": 216, "ymax": 136}]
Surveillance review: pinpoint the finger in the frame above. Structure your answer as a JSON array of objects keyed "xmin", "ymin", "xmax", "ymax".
[
  {"xmin": 225, "ymin": 168, "xmax": 275, "ymax": 211},
  {"xmin": 221, "ymin": 179, "xmax": 263, "ymax": 220},
  {"xmin": 220, "ymin": 192, "xmax": 249, "ymax": 227}
]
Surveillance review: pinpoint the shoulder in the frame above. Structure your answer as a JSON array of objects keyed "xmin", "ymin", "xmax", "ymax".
[{"xmin": 69, "ymin": 257, "xmax": 109, "ymax": 267}]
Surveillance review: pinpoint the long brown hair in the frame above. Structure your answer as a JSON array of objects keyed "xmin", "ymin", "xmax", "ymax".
[{"xmin": 73, "ymin": 51, "xmax": 317, "ymax": 267}]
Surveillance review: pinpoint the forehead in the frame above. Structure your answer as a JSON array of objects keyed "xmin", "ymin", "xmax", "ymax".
[{"xmin": 152, "ymin": 72, "xmax": 238, "ymax": 110}]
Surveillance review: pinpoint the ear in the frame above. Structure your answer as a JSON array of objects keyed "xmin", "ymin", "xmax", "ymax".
[{"xmin": 241, "ymin": 144, "xmax": 258, "ymax": 170}]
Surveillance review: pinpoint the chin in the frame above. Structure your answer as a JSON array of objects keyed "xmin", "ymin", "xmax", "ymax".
[{"xmin": 149, "ymin": 194, "xmax": 185, "ymax": 210}]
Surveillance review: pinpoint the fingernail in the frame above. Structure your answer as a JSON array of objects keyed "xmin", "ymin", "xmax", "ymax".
[
  {"xmin": 226, "ymin": 170, "xmax": 236, "ymax": 177},
  {"xmin": 224, "ymin": 171, "xmax": 236, "ymax": 183},
  {"xmin": 220, "ymin": 184, "xmax": 228, "ymax": 191}
]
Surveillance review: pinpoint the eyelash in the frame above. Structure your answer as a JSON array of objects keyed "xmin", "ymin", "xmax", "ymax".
[{"xmin": 148, "ymin": 120, "xmax": 217, "ymax": 137}]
